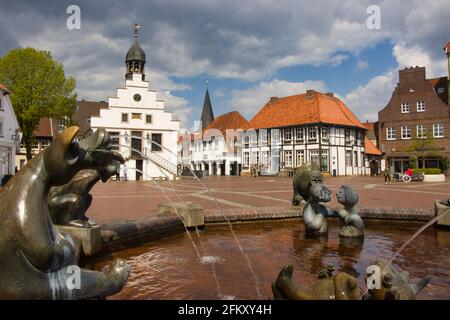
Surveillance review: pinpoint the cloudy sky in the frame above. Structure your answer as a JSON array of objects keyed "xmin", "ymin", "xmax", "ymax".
[{"xmin": 0, "ymin": 0, "xmax": 449, "ymax": 129}]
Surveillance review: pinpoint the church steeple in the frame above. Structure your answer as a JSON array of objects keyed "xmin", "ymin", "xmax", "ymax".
[
  {"xmin": 125, "ymin": 23, "xmax": 146, "ymax": 80},
  {"xmin": 200, "ymin": 81, "xmax": 214, "ymax": 129}
]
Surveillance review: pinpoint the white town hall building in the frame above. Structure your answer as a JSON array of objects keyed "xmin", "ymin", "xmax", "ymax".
[{"xmin": 90, "ymin": 25, "xmax": 180, "ymax": 180}]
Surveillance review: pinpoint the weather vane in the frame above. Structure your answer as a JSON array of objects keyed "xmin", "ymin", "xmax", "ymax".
[
  {"xmin": 206, "ymin": 80, "xmax": 209, "ymax": 89},
  {"xmin": 134, "ymin": 23, "xmax": 141, "ymax": 39}
]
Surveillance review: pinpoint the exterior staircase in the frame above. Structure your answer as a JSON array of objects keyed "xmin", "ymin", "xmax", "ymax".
[{"xmin": 143, "ymin": 149, "xmax": 178, "ymax": 177}]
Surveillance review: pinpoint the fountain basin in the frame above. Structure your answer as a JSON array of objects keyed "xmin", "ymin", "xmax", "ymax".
[{"xmin": 84, "ymin": 219, "xmax": 450, "ymax": 300}]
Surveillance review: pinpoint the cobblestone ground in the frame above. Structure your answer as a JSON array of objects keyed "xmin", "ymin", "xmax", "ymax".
[{"xmin": 88, "ymin": 175, "xmax": 450, "ymax": 223}]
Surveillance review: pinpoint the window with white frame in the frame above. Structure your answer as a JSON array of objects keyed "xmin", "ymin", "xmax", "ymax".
[
  {"xmin": 433, "ymin": 124, "xmax": 444, "ymax": 138},
  {"xmin": 252, "ymin": 151, "xmax": 259, "ymax": 165},
  {"xmin": 321, "ymin": 150, "xmax": 329, "ymax": 171},
  {"xmin": 296, "ymin": 127, "xmax": 304, "ymax": 141},
  {"xmin": 437, "ymin": 87, "xmax": 445, "ymax": 94},
  {"xmin": 345, "ymin": 150, "xmax": 352, "ymax": 166},
  {"xmin": 401, "ymin": 126, "xmax": 411, "ymax": 139},
  {"xmin": 261, "ymin": 151, "xmax": 269, "ymax": 166},
  {"xmin": 214, "ymin": 137, "xmax": 219, "ymax": 150},
  {"xmin": 344, "ymin": 129, "xmax": 351, "ymax": 141},
  {"xmin": 272, "ymin": 129, "xmax": 280, "ymax": 142},
  {"xmin": 244, "ymin": 135, "xmax": 250, "ymax": 148},
  {"xmin": 309, "ymin": 150, "xmax": 320, "ymax": 168},
  {"xmin": 284, "ymin": 150, "xmax": 293, "ymax": 167},
  {"xmin": 243, "ymin": 152, "xmax": 250, "ymax": 166},
  {"xmin": 308, "ymin": 127, "xmax": 317, "ymax": 140},
  {"xmin": 260, "ymin": 130, "xmax": 268, "ymax": 143},
  {"xmin": 386, "ymin": 127, "xmax": 396, "ymax": 140},
  {"xmin": 296, "ymin": 150, "xmax": 304, "ymax": 167},
  {"xmin": 416, "ymin": 125, "xmax": 427, "ymax": 139},
  {"xmin": 321, "ymin": 127, "xmax": 328, "ymax": 140},
  {"xmin": 285, "ymin": 129, "xmax": 293, "ymax": 141},
  {"xmin": 401, "ymin": 102, "xmax": 410, "ymax": 113},
  {"xmin": 417, "ymin": 101, "xmax": 426, "ymax": 112}
]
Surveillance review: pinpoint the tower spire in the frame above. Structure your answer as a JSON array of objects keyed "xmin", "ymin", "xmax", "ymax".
[{"xmin": 200, "ymin": 81, "xmax": 214, "ymax": 130}]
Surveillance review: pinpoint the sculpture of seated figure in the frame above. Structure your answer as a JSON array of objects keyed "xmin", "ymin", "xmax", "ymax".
[
  {"xmin": 364, "ymin": 259, "xmax": 431, "ymax": 300},
  {"xmin": 0, "ymin": 126, "xmax": 131, "ymax": 299},
  {"xmin": 336, "ymin": 185, "xmax": 364, "ymax": 238},
  {"xmin": 48, "ymin": 166, "xmax": 117, "ymax": 227},
  {"xmin": 292, "ymin": 163, "xmax": 323, "ymax": 206},
  {"xmin": 303, "ymin": 183, "xmax": 332, "ymax": 236},
  {"xmin": 272, "ymin": 264, "xmax": 362, "ymax": 300}
]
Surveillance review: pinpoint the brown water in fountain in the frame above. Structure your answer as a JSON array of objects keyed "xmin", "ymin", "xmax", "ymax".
[{"xmin": 86, "ymin": 219, "xmax": 450, "ymax": 300}]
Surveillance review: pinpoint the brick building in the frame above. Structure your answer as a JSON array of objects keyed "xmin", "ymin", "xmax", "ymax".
[{"xmin": 378, "ymin": 42, "xmax": 450, "ymax": 172}]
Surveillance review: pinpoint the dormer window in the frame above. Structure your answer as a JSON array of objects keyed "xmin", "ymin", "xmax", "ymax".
[{"xmin": 401, "ymin": 103, "xmax": 409, "ymax": 113}]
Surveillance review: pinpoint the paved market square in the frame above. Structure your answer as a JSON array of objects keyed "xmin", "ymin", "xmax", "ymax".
[{"xmin": 88, "ymin": 176, "xmax": 450, "ymax": 223}]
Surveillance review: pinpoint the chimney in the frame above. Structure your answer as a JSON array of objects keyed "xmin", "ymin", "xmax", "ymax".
[
  {"xmin": 325, "ymin": 92, "xmax": 334, "ymax": 97},
  {"xmin": 305, "ymin": 89, "xmax": 315, "ymax": 98},
  {"xmin": 269, "ymin": 96, "xmax": 278, "ymax": 103},
  {"xmin": 445, "ymin": 41, "xmax": 450, "ymax": 105}
]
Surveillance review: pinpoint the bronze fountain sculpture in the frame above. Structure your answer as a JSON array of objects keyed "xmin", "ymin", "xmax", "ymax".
[
  {"xmin": 48, "ymin": 129, "xmax": 118, "ymax": 228},
  {"xmin": 278, "ymin": 163, "xmax": 430, "ymax": 300},
  {"xmin": 364, "ymin": 259, "xmax": 431, "ymax": 300},
  {"xmin": 336, "ymin": 185, "xmax": 364, "ymax": 238},
  {"xmin": 272, "ymin": 264, "xmax": 362, "ymax": 300},
  {"xmin": 0, "ymin": 126, "xmax": 131, "ymax": 299}
]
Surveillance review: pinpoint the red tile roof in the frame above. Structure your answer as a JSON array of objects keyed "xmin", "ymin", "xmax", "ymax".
[
  {"xmin": 362, "ymin": 122, "xmax": 375, "ymax": 132},
  {"xmin": 204, "ymin": 111, "xmax": 248, "ymax": 136},
  {"xmin": 34, "ymin": 117, "xmax": 58, "ymax": 137},
  {"xmin": 244, "ymin": 91, "xmax": 365, "ymax": 130},
  {"xmin": 0, "ymin": 83, "xmax": 9, "ymax": 92},
  {"xmin": 365, "ymin": 137, "xmax": 381, "ymax": 155}
]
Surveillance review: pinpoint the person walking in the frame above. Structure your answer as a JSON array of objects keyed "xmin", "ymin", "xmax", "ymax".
[
  {"xmin": 384, "ymin": 167, "xmax": 391, "ymax": 184},
  {"xmin": 123, "ymin": 164, "xmax": 128, "ymax": 182}
]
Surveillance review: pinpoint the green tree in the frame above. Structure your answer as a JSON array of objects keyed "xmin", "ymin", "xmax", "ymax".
[
  {"xmin": 404, "ymin": 136, "xmax": 440, "ymax": 169},
  {"xmin": 0, "ymin": 48, "xmax": 77, "ymax": 159}
]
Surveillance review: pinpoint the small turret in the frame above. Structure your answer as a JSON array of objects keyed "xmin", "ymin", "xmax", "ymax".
[{"xmin": 125, "ymin": 23, "xmax": 146, "ymax": 81}]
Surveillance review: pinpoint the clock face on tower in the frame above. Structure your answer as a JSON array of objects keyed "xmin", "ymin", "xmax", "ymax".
[{"xmin": 133, "ymin": 93, "xmax": 141, "ymax": 102}]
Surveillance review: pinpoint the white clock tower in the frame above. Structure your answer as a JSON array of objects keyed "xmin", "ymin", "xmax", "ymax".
[{"xmin": 90, "ymin": 24, "xmax": 180, "ymax": 180}]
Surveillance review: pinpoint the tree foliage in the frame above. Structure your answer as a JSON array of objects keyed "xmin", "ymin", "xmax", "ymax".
[{"xmin": 0, "ymin": 48, "xmax": 77, "ymax": 159}]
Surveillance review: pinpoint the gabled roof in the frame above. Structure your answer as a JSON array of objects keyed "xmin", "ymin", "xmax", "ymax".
[
  {"xmin": 365, "ymin": 137, "xmax": 381, "ymax": 155},
  {"xmin": 244, "ymin": 91, "xmax": 365, "ymax": 130},
  {"xmin": 204, "ymin": 111, "xmax": 248, "ymax": 136}
]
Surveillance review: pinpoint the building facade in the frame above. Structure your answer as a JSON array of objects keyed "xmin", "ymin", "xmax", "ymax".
[
  {"xmin": 189, "ymin": 111, "xmax": 248, "ymax": 176},
  {"xmin": 90, "ymin": 26, "xmax": 180, "ymax": 180},
  {"xmin": 378, "ymin": 59, "xmax": 450, "ymax": 173},
  {"xmin": 241, "ymin": 90, "xmax": 378, "ymax": 176},
  {"xmin": 0, "ymin": 83, "xmax": 20, "ymax": 182}
]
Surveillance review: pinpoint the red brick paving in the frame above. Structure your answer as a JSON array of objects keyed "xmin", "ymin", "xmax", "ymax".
[{"xmin": 87, "ymin": 175, "xmax": 450, "ymax": 224}]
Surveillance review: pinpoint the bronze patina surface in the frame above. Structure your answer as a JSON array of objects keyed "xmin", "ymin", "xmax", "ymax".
[
  {"xmin": 336, "ymin": 186, "xmax": 364, "ymax": 238},
  {"xmin": 0, "ymin": 126, "xmax": 130, "ymax": 299}
]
